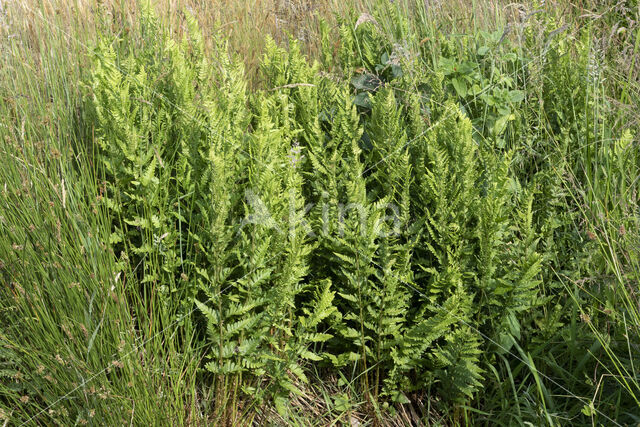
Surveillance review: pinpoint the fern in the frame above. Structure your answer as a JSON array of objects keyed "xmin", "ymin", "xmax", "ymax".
[{"xmin": 85, "ymin": 7, "xmax": 551, "ymax": 416}]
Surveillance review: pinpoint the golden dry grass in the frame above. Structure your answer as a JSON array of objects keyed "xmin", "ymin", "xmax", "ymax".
[
  {"xmin": 1, "ymin": 0, "xmax": 362, "ymax": 86},
  {"xmin": 3, "ymin": 0, "xmax": 636, "ymax": 88}
]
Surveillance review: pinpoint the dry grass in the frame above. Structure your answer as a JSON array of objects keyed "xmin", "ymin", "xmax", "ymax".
[
  {"xmin": 3, "ymin": 0, "xmax": 636, "ymax": 89},
  {"xmin": 1, "ymin": 0, "xmax": 362, "ymax": 87}
]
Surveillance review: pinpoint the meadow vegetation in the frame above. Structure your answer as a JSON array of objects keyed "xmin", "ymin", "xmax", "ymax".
[{"xmin": 0, "ymin": 0, "xmax": 638, "ymax": 425}]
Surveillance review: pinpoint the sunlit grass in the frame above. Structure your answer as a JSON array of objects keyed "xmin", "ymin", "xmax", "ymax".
[{"xmin": 0, "ymin": 0, "xmax": 638, "ymax": 425}]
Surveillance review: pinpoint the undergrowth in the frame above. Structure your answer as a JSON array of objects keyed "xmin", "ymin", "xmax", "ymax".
[{"xmin": 1, "ymin": 0, "xmax": 638, "ymax": 425}]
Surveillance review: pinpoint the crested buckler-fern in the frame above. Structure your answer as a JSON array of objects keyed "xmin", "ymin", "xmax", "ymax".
[
  {"xmin": 4, "ymin": 0, "xmax": 640, "ymax": 424},
  {"xmin": 79, "ymin": 4, "xmax": 634, "ymax": 423}
]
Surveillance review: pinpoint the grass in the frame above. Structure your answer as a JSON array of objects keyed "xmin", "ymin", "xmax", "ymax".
[
  {"xmin": 1, "ymin": 0, "xmax": 639, "ymax": 425},
  {"xmin": 0, "ymin": 3, "xmax": 202, "ymax": 424}
]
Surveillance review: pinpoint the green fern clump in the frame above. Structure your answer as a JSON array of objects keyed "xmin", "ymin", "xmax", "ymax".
[
  {"xmin": 87, "ymin": 10, "xmax": 221, "ymax": 311},
  {"xmin": 87, "ymin": 11, "xmax": 339, "ymax": 416},
  {"xmin": 85, "ymin": 6, "xmax": 554, "ymax": 419},
  {"xmin": 325, "ymin": 14, "xmax": 549, "ymax": 406}
]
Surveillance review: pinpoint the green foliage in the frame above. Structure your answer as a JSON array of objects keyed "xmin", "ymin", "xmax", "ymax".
[
  {"xmin": 83, "ymin": 5, "xmax": 549, "ymax": 418},
  {"xmin": 0, "ymin": 4, "xmax": 201, "ymax": 423},
  {"xmin": 3, "ymin": 0, "xmax": 639, "ymax": 425}
]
